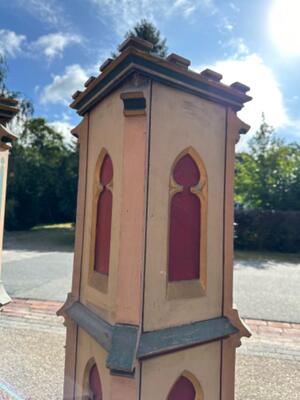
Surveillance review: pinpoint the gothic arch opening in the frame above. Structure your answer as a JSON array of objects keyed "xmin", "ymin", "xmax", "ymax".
[
  {"xmin": 82, "ymin": 358, "xmax": 103, "ymax": 400},
  {"xmin": 94, "ymin": 152, "xmax": 113, "ymax": 275},
  {"xmin": 167, "ymin": 371, "xmax": 204, "ymax": 400},
  {"xmin": 168, "ymin": 148, "xmax": 207, "ymax": 288}
]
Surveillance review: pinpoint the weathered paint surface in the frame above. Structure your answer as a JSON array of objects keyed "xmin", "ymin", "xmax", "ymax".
[
  {"xmin": 141, "ymin": 342, "xmax": 220, "ymax": 400},
  {"xmin": 144, "ymin": 82, "xmax": 226, "ymax": 330}
]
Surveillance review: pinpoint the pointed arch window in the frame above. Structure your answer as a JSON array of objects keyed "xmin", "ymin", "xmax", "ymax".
[
  {"xmin": 88, "ymin": 363, "xmax": 102, "ymax": 400},
  {"xmin": 167, "ymin": 372, "xmax": 203, "ymax": 400},
  {"xmin": 168, "ymin": 149, "xmax": 207, "ymax": 293},
  {"xmin": 94, "ymin": 153, "xmax": 113, "ymax": 275}
]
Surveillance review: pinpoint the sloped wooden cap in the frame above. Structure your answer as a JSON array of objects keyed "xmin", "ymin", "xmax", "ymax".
[
  {"xmin": 166, "ymin": 53, "xmax": 191, "ymax": 70},
  {"xmin": 200, "ymin": 68, "xmax": 223, "ymax": 82},
  {"xmin": 70, "ymin": 40, "xmax": 252, "ymax": 116},
  {"xmin": 118, "ymin": 36, "xmax": 153, "ymax": 53}
]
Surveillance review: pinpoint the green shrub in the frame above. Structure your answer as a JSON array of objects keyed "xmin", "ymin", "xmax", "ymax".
[{"xmin": 234, "ymin": 209, "xmax": 300, "ymax": 253}]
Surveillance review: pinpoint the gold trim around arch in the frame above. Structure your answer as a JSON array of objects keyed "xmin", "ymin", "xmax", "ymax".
[
  {"xmin": 167, "ymin": 370, "xmax": 204, "ymax": 400},
  {"xmin": 88, "ymin": 148, "xmax": 113, "ymax": 293},
  {"xmin": 166, "ymin": 146, "xmax": 208, "ymax": 300}
]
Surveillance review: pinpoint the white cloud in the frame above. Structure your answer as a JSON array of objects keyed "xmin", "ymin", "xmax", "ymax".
[
  {"xmin": 221, "ymin": 16, "xmax": 234, "ymax": 32},
  {"xmin": 229, "ymin": 2, "xmax": 240, "ymax": 13},
  {"xmin": 225, "ymin": 37, "xmax": 250, "ymax": 57},
  {"xmin": 32, "ymin": 33, "xmax": 83, "ymax": 61},
  {"xmin": 196, "ymin": 52, "xmax": 290, "ymax": 149},
  {"xmin": 40, "ymin": 64, "xmax": 88, "ymax": 105},
  {"xmin": 0, "ymin": 29, "xmax": 26, "ymax": 57},
  {"xmin": 89, "ymin": 0, "xmax": 217, "ymax": 34},
  {"xmin": 15, "ymin": 0, "xmax": 67, "ymax": 28},
  {"xmin": 48, "ymin": 120, "xmax": 74, "ymax": 142}
]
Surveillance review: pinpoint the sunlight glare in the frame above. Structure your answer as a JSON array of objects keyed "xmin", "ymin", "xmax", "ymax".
[{"xmin": 269, "ymin": 0, "xmax": 300, "ymax": 56}]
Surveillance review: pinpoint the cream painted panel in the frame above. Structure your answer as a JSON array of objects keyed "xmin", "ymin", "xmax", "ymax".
[
  {"xmin": 144, "ymin": 82, "xmax": 226, "ymax": 330},
  {"xmin": 75, "ymin": 328, "xmax": 111, "ymax": 399},
  {"xmin": 141, "ymin": 342, "xmax": 221, "ymax": 400},
  {"xmin": 80, "ymin": 88, "xmax": 124, "ymax": 324}
]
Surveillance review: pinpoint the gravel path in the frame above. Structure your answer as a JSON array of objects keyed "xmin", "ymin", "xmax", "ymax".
[{"xmin": 0, "ymin": 318, "xmax": 299, "ymax": 400}]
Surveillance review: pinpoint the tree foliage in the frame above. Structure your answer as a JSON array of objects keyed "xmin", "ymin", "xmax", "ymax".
[
  {"xmin": 126, "ymin": 19, "xmax": 167, "ymax": 57},
  {"xmin": 113, "ymin": 19, "xmax": 168, "ymax": 58},
  {"xmin": 235, "ymin": 116, "xmax": 300, "ymax": 211},
  {"xmin": 5, "ymin": 118, "xmax": 78, "ymax": 230}
]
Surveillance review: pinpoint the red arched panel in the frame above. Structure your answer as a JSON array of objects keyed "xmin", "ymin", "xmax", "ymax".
[
  {"xmin": 167, "ymin": 376, "xmax": 196, "ymax": 400},
  {"xmin": 94, "ymin": 154, "xmax": 113, "ymax": 275},
  {"xmin": 89, "ymin": 363, "xmax": 102, "ymax": 400},
  {"xmin": 169, "ymin": 154, "xmax": 201, "ymax": 282}
]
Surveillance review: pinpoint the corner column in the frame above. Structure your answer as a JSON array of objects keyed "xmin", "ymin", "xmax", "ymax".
[
  {"xmin": 221, "ymin": 107, "xmax": 251, "ymax": 400},
  {"xmin": 110, "ymin": 89, "xmax": 149, "ymax": 399}
]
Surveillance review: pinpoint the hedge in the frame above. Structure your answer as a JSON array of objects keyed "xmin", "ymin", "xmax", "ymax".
[{"xmin": 234, "ymin": 209, "xmax": 300, "ymax": 253}]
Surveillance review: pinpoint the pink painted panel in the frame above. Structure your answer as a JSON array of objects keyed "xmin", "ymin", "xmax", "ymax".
[
  {"xmin": 168, "ymin": 154, "xmax": 201, "ymax": 282},
  {"xmin": 173, "ymin": 154, "xmax": 200, "ymax": 187},
  {"xmin": 167, "ymin": 376, "xmax": 196, "ymax": 400},
  {"xmin": 89, "ymin": 364, "xmax": 102, "ymax": 400},
  {"xmin": 94, "ymin": 154, "xmax": 113, "ymax": 275},
  {"xmin": 100, "ymin": 154, "xmax": 113, "ymax": 185}
]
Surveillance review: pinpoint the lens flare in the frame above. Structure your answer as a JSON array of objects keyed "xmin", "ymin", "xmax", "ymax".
[{"xmin": 269, "ymin": 0, "xmax": 300, "ymax": 56}]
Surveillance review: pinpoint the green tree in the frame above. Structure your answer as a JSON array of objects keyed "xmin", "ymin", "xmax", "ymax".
[
  {"xmin": 113, "ymin": 19, "xmax": 168, "ymax": 58},
  {"xmin": 235, "ymin": 116, "xmax": 300, "ymax": 210},
  {"xmin": 5, "ymin": 118, "xmax": 78, "ymax": 230},
  {"xmin": 126, "ymin": 19, "xmax": 167, "ymax": 57}
]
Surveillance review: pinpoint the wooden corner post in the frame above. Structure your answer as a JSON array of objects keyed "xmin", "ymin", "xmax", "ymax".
[{"xmin": 60, "ymin": 37, "xmax": 252, "ymax": 399}]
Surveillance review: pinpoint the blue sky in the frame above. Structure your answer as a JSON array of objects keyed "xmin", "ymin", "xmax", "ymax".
[{"xmin": 1, "ymin": 0, "xmax": 300, "ymax": 149}]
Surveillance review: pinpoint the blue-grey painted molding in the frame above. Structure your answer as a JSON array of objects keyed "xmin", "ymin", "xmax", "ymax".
[
  {"xmin": 66, "ymin": 302, "xmax": 139, "ymax": 376},
  {"xmin": 106, "ymin": 324, "xmax": 139, "ymax": 376},
  {"xmin": 66, "ymin": 302, "xmax": 237, "ymax": 375},
  {"xmin": 66, "ymin": 302, "xmax": 112, "ymax": 352},
  {"xmin": 137, "ymin": 317, "xmax": 237, "ymax": 359}
]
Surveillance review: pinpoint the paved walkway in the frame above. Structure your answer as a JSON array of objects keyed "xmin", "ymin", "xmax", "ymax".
[{"xmin": 0, "ymin": 299, "xmax": 300, "ymax": 399}]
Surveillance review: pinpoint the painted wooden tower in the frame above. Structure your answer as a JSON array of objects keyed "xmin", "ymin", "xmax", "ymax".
[
  {"xmin": 59, "ymin": 37, "xmax": 252, "ymax": 399},
  {"xmin": 0, "ymin": 96, "xmax": 18, "ymax": 306}
]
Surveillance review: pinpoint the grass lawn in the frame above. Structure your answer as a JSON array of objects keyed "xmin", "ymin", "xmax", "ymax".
[
  {"xmin": 235, "ymin": 250, "xmax": 300, "ymax": 265},
  {"xmin": 4, "ymin": 223, "xmax": 75, "ymax": 252}
]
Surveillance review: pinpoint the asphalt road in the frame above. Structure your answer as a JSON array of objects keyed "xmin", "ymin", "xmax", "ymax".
[
  {"xmin": 234, "ymin": 260, "xmax": 300, "ymax": 323},
  {"xmin": 1, "ymin": 230, "xmax": 300, "ymax": 323},
  {"xmin": 2, "ymin": 251, "xmax": 73, "ymax": 302}
]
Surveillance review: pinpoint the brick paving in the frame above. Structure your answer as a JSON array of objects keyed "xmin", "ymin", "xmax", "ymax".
[
  {"xmin": 245, "ymin": 318, "xmax": 300, "ymax": 338},
  {"xmin": 1, "ymin": 298, "xmax": 63, "ymax": 317},
  {"xmin": 2, "ymin": 298, "xmax": 300, "ymax": 338}
]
